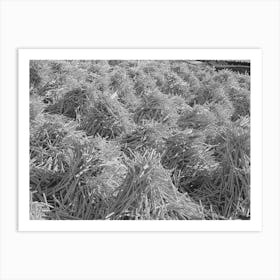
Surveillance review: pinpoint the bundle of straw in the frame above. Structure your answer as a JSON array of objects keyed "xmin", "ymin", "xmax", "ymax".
[
  {"xmin": 188, "ymin": 121, "xmax": 250, "ymax": 218},
  {"xmin": 108, "ymin": 67, "xmax": 139, "ymax": 108},
  {"xmin": 128, "ymin": 67, "xmax": 158, "ymax": 96},
  {"xmin": 226, "ymin": 86, "xmax": 250, "ymax": 121},
  {"xmin": 88, "ymin": 136, "xmax": 127, "ymax": 194},
  {"xmin": 161, "ymin": 131, "xmax": 219, "ymax": 189},
  {"xmin": 134, "ymin": 90, "xmax": 179, "ymax": 125},
  {"xmin": 30, "ymin": 114, "xmax": 80, "ymax": 173},
  {"xmin": 160, "ymin": 71, "xmax": 191, "ymax": 99},
  {"xmin": 120, "ymin": 122, "xmax": 172, "ymax": 157},
  {"xmin": 36, "ymin": 139, "xmax": 103, "ymax": 219},
  {"xmin": 45, "ymin": 87, "xmax": 89, "ymax": 119},
  {"xmin": 106, "ymin": 150, "xmax": 204, "ymax": 220},
  {"xmin": 177, "ymin": 104, "xmax": 217, "ymax": 130},
  {"xmin": 79, "ymin": 92, "xmax": 134, "ymax": 139}
]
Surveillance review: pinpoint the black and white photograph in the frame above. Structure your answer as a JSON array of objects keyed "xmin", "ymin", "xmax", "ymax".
[
  {"xmin": 28, "ymin": 58, "xmax": 251, "ymax": 221},
  {"xmin": 2, "ymin": 1, "xmax": 279, "ymax": 279}
]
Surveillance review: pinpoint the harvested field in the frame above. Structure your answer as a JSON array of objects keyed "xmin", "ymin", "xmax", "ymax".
[{"xmin": 29, "ymin": 60, "xmax": 250, "ymax": 220}]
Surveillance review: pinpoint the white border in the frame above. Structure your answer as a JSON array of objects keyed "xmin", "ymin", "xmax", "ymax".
[{"xmin": 18, "ymin": 49, "xmax": 262, "ymax": 232}]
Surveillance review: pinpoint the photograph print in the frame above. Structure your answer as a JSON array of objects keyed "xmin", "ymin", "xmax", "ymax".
[{"xmin": 28, "ymin": 56, "xmax": 251, "ymax": 221}]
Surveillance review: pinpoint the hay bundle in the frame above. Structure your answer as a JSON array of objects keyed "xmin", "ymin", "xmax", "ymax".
[
  {"xmin": 54, "ymin": 137, "xmax": 127, "ymax": 220},
  {"xmin": 134, "ymin": 90, "xmax": 179, "ymax": 125},
  {"xmin": 161, "ymin": 131, "xmax": 219, "ymax": 189},
  {"xmin": 235, "ymin": 73, "xmax": 250, "ymax": 91},
  {"xmin": 106, "ymin": 150, "xmax": 204, "ymax": 220},
  {"xmin": 160, "ymin": 71, "xmax": 191, "ymax": 99},
  {"xmin": 128, "ymin": 67, "xmax": 157, "ymax": 96},
  {"xmin": 40, "ymin": 141, "xmax": 100, "ymax": 220},
  {"xmin": 226, "ymin": 85, "xmax": 250, "ymax": 121},
  {"xmin": 30, "ymin": 165, "xmax": 64, "ymax": 206},
  {"xmin": 177, "ymin": 105, "xmax": 217, "ymax": 130},
  {"xmin": 170, "ymin": 61, "xmax": 191, "ymax": 77},
  {"xmin": 180, "ymin": 71, "xmax": 201, "ymax": 95},
  {"xmin": 33, "ymin": 137, "xmax": 126, "ymax": 220},
  {"xmin": 29, "ymin": 113, "xmax": 91, "ymax": 194},
  {"xmin": 30, "ymin": 191, "xmax": 52, "ymax": 220},
  {"xmin": 192, "ymin": 83, "xmax": 232, "ymax": 107},
  {"xmin": 45, "ymin": 87, "xmax": 89, "ymax": 119},
  {"xmin": 168, "ymin": 95, "xmax": 192, "ymax": 115},
  {"xmin": 120, "ymin": 122, "xmax": 172, "ymax": 157},
  {"xmin": 29, "ymin": 114, "xmax": 98, "ymax": 219},
  {"xmin": 212, "ymin": 69, "xmax": 236, "ymax": 84},
  {"xmin": 191, "ymin": 84, "xmax": 235, "ymax": 124},
  {"xmin": 79, "ymin": 92, "xmax": 134, "ymax": 139},
  {"xmin": 188, "ymin": 121, "xmax": 250, "ymax": 219},
  {"xmin": 30, "ymin": 114, "xmax": 78, "ymax": 173},
  {"xmin": 139, "ymin": 61, "xmax": 167, "ymax": 89},
  {"xmin": 109, "ymin": 67, "xmax": 133, "ymax": 94},
  {"xmin": 87, "ymin": 136, "xmax": 127, "ymax": 195},
  {"xmin": 108, "ymin": 67, "xmax": 140, "ymax": 109},
  {"xmin": 208, "ymin": 102, "xmax": 234, "ymax": 125}
]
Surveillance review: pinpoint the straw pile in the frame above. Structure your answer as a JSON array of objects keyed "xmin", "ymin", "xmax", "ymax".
[
  {"xmin": 161, "ymin": 71, "xmax": 191, "ymax": 98},
  {"xmin": 120, "ymin": 121, "xmax": 172, "ymax": 157},
  {"xmin": 226, "ymin": 86, "xmax": 250, "ymax": 121},
  {"xmin": 187, "ymin": 118, "xmax": 250, "ymax": 218},
  {"xmin": 177, "ymin": 104, "xmax": 217, "ymax": 130},
  {"xmin": 79, "ymin": 92, "xmax": 134, "ymax": 139},
  {"xmin": 45, "ymin": 87, "xmax": 89, "ymax": 119},
  {"xmin": 30, "ymin": 114, "xmax": 80, "ymax": 173},
  {"xmin": 106, "ymin": 150, "xmax": 204, "ymax": 220},
  {"xmin": 128, "ymin": 67, "xmax": 158, "ymax": 96},
  {"xmin": 161, "ymin": 131, "xmax": 219, "ymax": 190},
  {"xmin": 134, "ymin": 89, "xmax": 179, "ymax": 125},
  {"xmin": 108, "ymin": 67, "xmax": 140, "ymax": 109}
]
